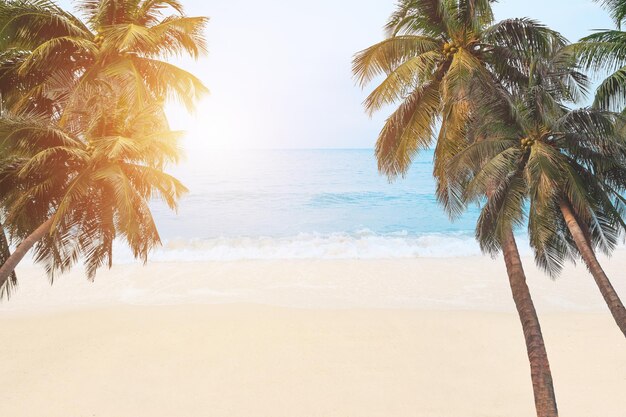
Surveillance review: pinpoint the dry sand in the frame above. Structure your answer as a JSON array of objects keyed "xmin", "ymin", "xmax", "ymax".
[{"xmin": 0, "ymin": 255, "xmax": 625, "ymax": 416}]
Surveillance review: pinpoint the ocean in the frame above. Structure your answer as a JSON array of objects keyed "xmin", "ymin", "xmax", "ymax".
[
  {"xmin": 130, "ymin": 148, "xmax": 506, "ymax": 262},
  {"xmin": 8, "ymin": 148, "xmax": 613, "ymax": 311}
]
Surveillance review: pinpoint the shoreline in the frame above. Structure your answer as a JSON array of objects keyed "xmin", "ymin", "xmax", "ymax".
[{"xmin": 3, "ymin": 253, "xmax": 626, "ymax": 315}]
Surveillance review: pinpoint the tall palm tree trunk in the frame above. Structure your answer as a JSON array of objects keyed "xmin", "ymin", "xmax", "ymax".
[
  {"xmin": 560, "ymin": 200, "xmax": 626, "ymax": 338},
  {"xmin": 502, "ymin": 226, "xmax": 558, "ymax": 417},
  {"xmin": 0, "ymin": 217, "xmax": 54, "ymax": 291}
]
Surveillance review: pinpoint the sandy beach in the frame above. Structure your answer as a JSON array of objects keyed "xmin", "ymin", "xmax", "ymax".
[{"xmin": 1, "ymin": 255, "xmax": 625, "ymax": 416}]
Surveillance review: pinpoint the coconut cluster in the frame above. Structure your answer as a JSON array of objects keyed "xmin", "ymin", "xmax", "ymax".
[
  {"xmin": 442, "ymin": 42, "xmax": 459, "ymax": 59},
  {"xmin": 520, "ymin": 137, "xmax": 536, "ymax": 151},
  {"xmin": 94, "ymin": 34, "xmax": 104, "ymax": 47}
]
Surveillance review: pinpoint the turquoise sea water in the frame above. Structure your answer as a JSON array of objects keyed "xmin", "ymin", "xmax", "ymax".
[{"xmin": 141, "ymin": 149, "xmax": 501, "ymax": 260}]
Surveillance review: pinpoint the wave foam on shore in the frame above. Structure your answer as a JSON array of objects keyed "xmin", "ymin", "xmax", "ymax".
[{"xmin": 114, "ymin": 231, "xmax": 514, "ymax": 262}]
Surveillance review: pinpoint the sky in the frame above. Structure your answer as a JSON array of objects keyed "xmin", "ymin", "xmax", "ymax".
[{"xmin": 58, "ymin": 0, "xmax": 616, "ymax": 151}]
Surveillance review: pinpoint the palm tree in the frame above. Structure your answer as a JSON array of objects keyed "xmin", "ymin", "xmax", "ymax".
[
  {"xmin": 450, "ymin": 51, "xmax": 626, "ymax": 338},
  {"xmin": 0, "ymin": 0, "xmax": 207, "ymax": 295},
  {"xmin": 0, "ymin": 88, "xmax": 187, "ymax": 292},
  {"xmin": 354, "ymin": 2, "xmax": 563, "ymax": 415}
]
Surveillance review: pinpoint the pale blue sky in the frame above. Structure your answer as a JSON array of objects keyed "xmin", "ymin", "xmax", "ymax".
[{"xmin": 58, "ymin": 0, "xmax": 615, "ymax": 150}]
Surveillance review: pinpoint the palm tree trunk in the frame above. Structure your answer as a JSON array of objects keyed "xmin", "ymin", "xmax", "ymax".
[
  {"xmin": 0, "ymin": 217, "xmax": 54, "ymax": 292},
  {"xmin": 0, "ymin": 223, "xmax": 16, "ymax": 283},
  {"xmin": 559, "ymin": 200, "xmax": 626, "ymax": 338},
  {"xmin": 502, "ymin": 226, "xmax": 558, "ymax": 417}
]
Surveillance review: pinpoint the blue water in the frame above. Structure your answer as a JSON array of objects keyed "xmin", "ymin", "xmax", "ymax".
[
  {"xmin": 134, "ymin": 149, "xmax": 492, "ymax": 260},
  {"xmin": 154, "ymin": 149, "xmax": 480, "ymax": 237}
]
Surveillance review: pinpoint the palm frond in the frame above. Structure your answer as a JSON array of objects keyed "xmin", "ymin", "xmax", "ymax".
[
  {"xmin": 353, "ymin": 35, "xmax": 441, "ymax": 87},
  {"xmin": 384, "ymin": 0, "xmax": 449, "ymax": 37},
  {"xmin": 375, "ymin": 79, "xmax": 441, "ymax": 178}
]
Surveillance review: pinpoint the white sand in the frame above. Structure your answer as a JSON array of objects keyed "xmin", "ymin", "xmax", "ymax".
[{"xmin": 0, "ymin": 255, "xmax": 625, "ymax": 416}]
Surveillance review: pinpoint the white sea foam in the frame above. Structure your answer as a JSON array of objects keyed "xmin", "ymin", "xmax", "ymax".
[{"xmin": 111, "ymin": 230, "xmax": 534, "ymax": 263}]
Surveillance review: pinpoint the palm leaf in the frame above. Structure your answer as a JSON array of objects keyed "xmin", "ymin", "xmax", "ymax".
[{"xmin": 375, "ymin": 79, "xmax": 441, "ymax": 177}]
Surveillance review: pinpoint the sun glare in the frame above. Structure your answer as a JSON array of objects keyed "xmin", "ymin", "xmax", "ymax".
[{"xmin": 166, "ymin": 97, "xmax": 247, "ymax": 152}]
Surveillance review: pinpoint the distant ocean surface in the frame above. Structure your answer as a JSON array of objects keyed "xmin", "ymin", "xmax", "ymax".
[{"xmin": 125, "ymin": 149, "xmax": 522, "ymax": 262}]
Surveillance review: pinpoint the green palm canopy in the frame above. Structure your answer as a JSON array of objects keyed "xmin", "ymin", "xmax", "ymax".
[
  {"xmin": 0, "ymin": 0, "xmax": 208, "ymax": 121},
  {"xmin": 0, "ymin": 0, "xmax": 208, "ymax": 297},
  {"xmin": 352, "ymin": 0, "xmax": 564, "ymax": 216},
  {"xmin": 449, "ymin": 48, "xmax": 626, "ymax": 336}
]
